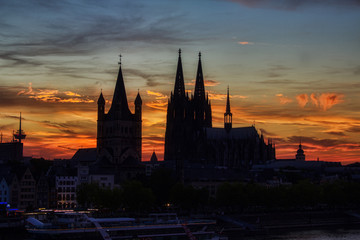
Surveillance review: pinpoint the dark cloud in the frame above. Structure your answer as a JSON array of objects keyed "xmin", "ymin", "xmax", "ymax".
[
  {"xmin": 142, "ymin": 136, "xmax": 165, "ymax": 143},
  {"xmin": 286, "ymin": 135, "xmax": 360, "ymax": 149},
  {"xmin": 354, "ymin": 66, "xmax": 360, "ymax": 75},
  {"xmin": 126, "ymin": 68, "xmax": 172, "ymax": 87},
  {"xmin": 37, "ymin": 119, "xmax": 96, "ymax": 137},
  {"xmin": 326, "ymin": 131, "xmax": 346, "ymax": 137},
  {"xmin": 267, "ymin": 72, "xmax": 284, "ymax": 78},
  {"xmin": 259, "ymin": 128, "xmax": 278, "ymax": 137},
  {"xmin": 260, "ymin": 65, "xmax": 292, "ymax": 79},
  {"xmin": 258, "ymin": 79, "xmax": 295, "ymax": 85},
  {"xmin": 57, "ymin": 145, "xmax": 79, "ymax": 151},
  {"xmin": 0, "ymin": 13, "xmax": 189, "ymax": 59},
  {"xmin": 148, "ymin": 122, "xmax": 166, "ymax": 128},
  {"xmin": 347, "ymin": 126, "xmax": 360, "ymax": 133},
  {"xmin": 0, "ymin": 123, "xmax": 15, "ymax": 131},
  {"xmin": 0, "ymin": 52, "xmax": 42, "ymax": 68},
  {"xmin": 229, "ymin": 0, "xmax": 360, "ymax": 10}
]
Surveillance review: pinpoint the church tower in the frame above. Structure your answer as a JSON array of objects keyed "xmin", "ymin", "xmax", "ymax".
[
  {"xmin": 164, "ymin": 49, "xmax": 192, "ymax": 163},
  {"xmin": 97, "ymin": 56, "xmax": 142, "ymax": 164},
  {"xmin": 224, "ymin": 87, "xmax": 232, "ymax": 132}
]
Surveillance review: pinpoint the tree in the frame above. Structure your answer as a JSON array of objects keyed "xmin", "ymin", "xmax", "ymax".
[
  {"xmin": 122, "ymin": 181, "xmax": 155, "ymax": 212},
  {"xmin": 148, "ymin": 168, "xmax": 176, "ymax": 206}
]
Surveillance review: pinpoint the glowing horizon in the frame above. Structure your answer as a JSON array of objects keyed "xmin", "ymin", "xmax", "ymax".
[{"xmin": 0, "ymin": 0, "xmax": 359, "ymax": 164}]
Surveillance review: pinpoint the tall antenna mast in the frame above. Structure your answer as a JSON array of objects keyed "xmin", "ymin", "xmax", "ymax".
[{"xmin": 14, "ymin": 112, "xmax": 26, "ymax": 143}]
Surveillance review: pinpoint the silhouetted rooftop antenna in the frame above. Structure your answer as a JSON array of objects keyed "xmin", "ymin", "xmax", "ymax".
[{"xmin": 118, "ymin": 54, "xmax": 122, "ymax": 65}]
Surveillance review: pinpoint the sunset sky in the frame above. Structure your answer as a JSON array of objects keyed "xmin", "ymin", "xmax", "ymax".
[{"xmin": 1, "ymin": 0, "xmax": 359, "ymax": 164}]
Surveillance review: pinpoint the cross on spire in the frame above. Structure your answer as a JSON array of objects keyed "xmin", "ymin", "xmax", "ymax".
[{"xmin": 118, "ymin": 54, "xmax": 122, "ymax": 65}]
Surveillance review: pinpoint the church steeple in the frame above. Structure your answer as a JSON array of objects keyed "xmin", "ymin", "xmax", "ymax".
[
  {"xmin": 173, "ymin": 49, "xmax": 185, "ymax": 99},
  {"xmin": 224, "ymin": 86, "xmax": 232, "ymax": 132},
  {"xmin": 107, "ymin": 55, "xmax": 132, "ymax": 120},
  {"xmin": 194, "ymin": 52, "xmax": 205, "ymax": 102}
]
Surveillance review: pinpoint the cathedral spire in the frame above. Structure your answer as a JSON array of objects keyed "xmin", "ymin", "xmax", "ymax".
[
  {"xmin": 108, "ymin": 55, "xmax": 132, "ymax": 120},
  {"xmin": 173, "ymin": 49, "xmax": 185, "ymax": 99},
  {"xmin": 194, "ymin": 51, "xmax": 205, "ymax": 101},
  {"xmin": 224, "ymin": 86, "xmax": 232, "ymax": 132}
]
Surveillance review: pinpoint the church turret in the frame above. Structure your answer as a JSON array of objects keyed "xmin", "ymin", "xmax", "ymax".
[
  {"xmin": 224, "ymin": 87, "xmax": 232, "ymax": 132},
  {"xmin": 135, "ymin": 90, "xmax": 142, "ymax": 122},
  {"xmin": 150, "ymin": 151, "xmax": 158, "ymax": 163},
  {"xmin": 134, "ymin": 90, "xmax": 142, "ymax": 160},
  {"xmin": 97, "ymin": 91, "xmax": 105, "ymax": 120},
  {"xmin": 97, "ymin": 91, "xmax": 105, "ymax": 149}
]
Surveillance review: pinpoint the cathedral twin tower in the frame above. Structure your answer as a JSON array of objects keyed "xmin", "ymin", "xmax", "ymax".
[{"xmin": 164, "ymin": 49, "xmax": 212, "ymax": 162}]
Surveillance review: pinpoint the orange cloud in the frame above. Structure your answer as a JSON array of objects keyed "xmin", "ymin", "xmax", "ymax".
[
  {"xmin": 296, "ymin": 93, "xmax": 308, "ymax": 107},
  {"xmin": 145, "ymin": 101, "xmax": 168, "ymax": 111},
  {"xmin": 64, "ymin": 91, "xmax": 81, "ymax": 97},
  {"xmin": 17, "ymin": 84, "xmax": 94, "ymax": 103},
  {"xmin": 146, "ymin": 90, "xmax": 168, "ymax": 111},
  {"xmin": 146, "ymin": 90, "xmax": 167, "ymax": 99},
  {"xmin": 311, "ymin": 93, "xmax": 344, "ymax": 111},
  {"xmin": 238, "ymin": 41, "xmax": 254, "ymax": 45},
  {"xmin": 58, "ymin": 98, "xmax": 94, "ymax": 103},
  {"xmin": 209, "ymin": 92, "xmax": 247, "ymax": 101},
  {"xmin": 276, "ymin": 93, "xmax": 293, "ymax": 104},
  {"xmin": 186, "ymin": 79, "xmax": 220, "ymax": 87},
  {"xmin": 310, "ymin": 93, "xmax": 319, "ymax": 107},
  {"xmin": 17, "ymin": 82, "xmax": 34, "ymax": 95}
]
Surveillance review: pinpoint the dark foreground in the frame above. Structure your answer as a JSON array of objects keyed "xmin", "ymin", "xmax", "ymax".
[{"xmin": 1, "ymin": 209, "xmax": 360, "ymax": 240}]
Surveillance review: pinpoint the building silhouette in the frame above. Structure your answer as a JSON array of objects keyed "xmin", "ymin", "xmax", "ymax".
[
  {"xmin": 296, "ymin": 142, "xmax": 306, "ymax": 161},
  {"xmin": 0, "ymin": 113, "xmax": 25, "ymax": 164},
  {"xmin": 97, "ymin": 57, "xmax": 142, "ymax": 165},
  {"xmin": 164, "ymin": 50, "xmax": 275, "ymax": 174}
]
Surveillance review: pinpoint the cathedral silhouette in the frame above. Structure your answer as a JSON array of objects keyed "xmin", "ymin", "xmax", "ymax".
[
  {"xmin": 92, "ymin": 50, "xmax": 275, "ymax": 181},
  {"xmin": 164, "ymin": 50, "xmax": 275, "ymax": 175}
]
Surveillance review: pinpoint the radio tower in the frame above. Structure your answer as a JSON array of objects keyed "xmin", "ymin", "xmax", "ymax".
[{"xmin": 13, "ymin": 112, "xmax": 26, "ymax": 143}]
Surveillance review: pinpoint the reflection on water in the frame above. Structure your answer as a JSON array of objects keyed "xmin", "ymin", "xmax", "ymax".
[{"xmin": 241, "ymin": 229, "xmax": 360, "ymax": 240}]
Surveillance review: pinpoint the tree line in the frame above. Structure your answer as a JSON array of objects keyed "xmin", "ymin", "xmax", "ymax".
[{"xmin": 77, "ymin": 169, "xmax": 360, "ymax": 214}]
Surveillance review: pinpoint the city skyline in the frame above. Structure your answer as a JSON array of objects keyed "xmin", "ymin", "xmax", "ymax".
[{"xmin": 0, "ymin": 0, "xmax": 359, "ymax": 163}]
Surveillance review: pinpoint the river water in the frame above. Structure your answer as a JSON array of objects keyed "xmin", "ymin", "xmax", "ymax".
[
  {"xmin": 2, "ymin": 228, "xmax": 360, "ymax": 240},
  {"xmin": 241, "ymin": 228, "xmax": 360, "ymax": 240}
]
